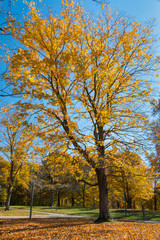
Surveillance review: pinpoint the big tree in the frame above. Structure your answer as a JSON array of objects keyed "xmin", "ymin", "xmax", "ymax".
[{"xmin": 5, "ymin": 1, "xmax": 158, "ymax": 221}]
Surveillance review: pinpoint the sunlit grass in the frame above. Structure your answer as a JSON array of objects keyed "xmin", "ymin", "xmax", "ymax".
[
  {"xmin": 0, "ymin": 207, "xmax": 46, "ymax": 216},
  {"xmin": 6, "ymin": 206, "xmax": 160, "ymax": 221}
]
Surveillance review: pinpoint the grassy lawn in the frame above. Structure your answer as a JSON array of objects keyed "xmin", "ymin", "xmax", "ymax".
[
  {"xmin": 0, "ymin": 218, "xmax": 160, "ymax": 240},
  {"xmin": 110, "ymin": 209, "xmax": 160, "ymax": 221},
  {"xmin": 0, "ymin": 207, "xmax": 47, "ymax": 216},
  {"xmin": 8, "ymin": 206, "xmax": 99, "ymax": 217},
  {"xmin": 6, "ymin": 206, "xmax": 160, "ymax": 221}
]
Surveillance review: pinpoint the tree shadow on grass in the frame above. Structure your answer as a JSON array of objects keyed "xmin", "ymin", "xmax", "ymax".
[{"xmin": 111, "ymin": 210, "xmax": 160, "ymax": 221}]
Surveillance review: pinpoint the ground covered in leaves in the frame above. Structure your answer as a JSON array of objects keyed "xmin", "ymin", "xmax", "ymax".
[{"xmin": 0, "ymin": 218, "xmax": 160, "ymax": 239}]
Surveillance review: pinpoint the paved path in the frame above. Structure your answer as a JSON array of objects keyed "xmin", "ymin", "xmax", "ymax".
[
  {"xmin": 0, "ymin": 210, "xmax": 89, "ymax": 219},
  {"xmin": 1, "ymin": 210, "xmax": 160, "ymax": 223},
  {"xmin": 1, "ymin": 214, "xmax": 160, "ymax": 223}
]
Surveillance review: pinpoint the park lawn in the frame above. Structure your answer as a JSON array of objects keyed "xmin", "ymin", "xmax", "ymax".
[
  {"xmin": 0, "ymin": 218, "xmax": 160, "ymax": 240},
  {"xmin": 9, "ymin": 206, "xmax": 160, "ymax": 221},
  {"xmin": 10, "ymin": 205, "xmax": 99, "ymax": 217},
  {"xmin": 0, "ymin": 207, "xmax": 47, "ymax": 217},
  {"xmin": 110, "ymin": 209, "xmax": 160, "ymax": 221}
]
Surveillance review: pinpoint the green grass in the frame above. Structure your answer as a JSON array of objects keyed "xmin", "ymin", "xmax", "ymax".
[
  {"xmin": 7, "ymin": 206, "xmax": 160, "ymax": 221},
  {"xmin": 9, "ymin": 206, "xmax": 99, "ymax": 217},
  {"xmin": 110, "ymin": 209, "xmax": 160, "ymax": 221},
  {"xmin": 0, "ymin": 207, "xmax": 47, "ymax": 216}
]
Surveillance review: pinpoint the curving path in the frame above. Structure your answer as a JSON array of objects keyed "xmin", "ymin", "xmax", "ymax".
[
  {"xmin": 1, "ymin": 210, "xmax": 160, "ymax": 223},
  {"xmin": 0, "ymin": 210, "xmax": 89, "ymax": 219}
]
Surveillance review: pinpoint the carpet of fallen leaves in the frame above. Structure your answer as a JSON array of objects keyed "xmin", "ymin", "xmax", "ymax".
[{"xmin": 0, "ymin": 218, "xmax": 160, "ymax": 240}]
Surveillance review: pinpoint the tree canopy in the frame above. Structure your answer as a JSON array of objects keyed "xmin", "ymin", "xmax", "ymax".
[{"xmin": 3, "ymin": 0, "xmax": 159, "ymax": 221}]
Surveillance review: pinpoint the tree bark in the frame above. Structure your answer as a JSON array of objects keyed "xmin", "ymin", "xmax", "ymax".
[
  {"xmin": 5, "ymin": 159, "xmax": 14, "ymax": 211},
  {"xmin": 126, "ymin": 184, "xmax": 132, "ymax": 209},
  {"xmin": 154, "ymin": 192, "xmax": 157, "ymax": 211},
  {"xmin": 50, "ymin": 189, "xmax": 54, "ymax": 207},
  {"xmin": 82, "ymin": 182, "xmax": 85, "ymax": 207},
  {"xmin": 124, "ymin": 190, "xmax": 127, "ymax": 216},
  {"xmin": 56, "ymin": 190, "xmax": 60, "ymax": 211},
  {"xmin": 133, "ymin": 201, "xmax": 136, "ymax": 209},
  {"xmin": 154, "ymin": 182, "xmax": 157, "ymax": 211},
  {"xmin": 5, "ymin": 184, "xmax": 13, "ymax": 211},
  {"xmin": 142, "ymin": 204, "xmax": 146, "ymax": 219},
  {"xmin": 126, "ymin": 197, "xmax": 132, "ymax": 209},
  {"xmin": 71, "ymin": 196, "xmax": 75, "ymax": 207},
  {"xmin": 50, "ymin": 177, "xmax": 54, "ymax": 207},
  {"xmin": 95, "ymin": 168, "xmax": 110, "ymax": 222},
  {"xmin": 93, "ymin": 190, "xmax": 95, "ymax": 208},
  {"xmin": 30, "ymin": 181, "xmax": 34, "ymax": 219}
]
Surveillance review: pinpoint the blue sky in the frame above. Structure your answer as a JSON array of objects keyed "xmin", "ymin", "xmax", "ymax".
[
  {"xmin": 109, "ymin": 0, "xmax": 160, "ymax": 21},
  {"xmin": 0, "ymin": 0, "xmax": 160, "ymax": 44},
  {"xmin": 1, "ymin": 0, "xmax": 160, "ymax": 23},
  {"xmin": 18, "ymin": 0, "xmax": 160, "ymax": 21}
]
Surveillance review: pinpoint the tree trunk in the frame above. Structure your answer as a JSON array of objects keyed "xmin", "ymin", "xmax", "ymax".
[
  {"xmin": 50, "ymin": 189, "xmax": 54, "ymax": 207},
  {"xmin": 154, "ymin": 193, "xmax": 157, "ymax": 211},
  {"xmin": 154, "ymin": 183, "xmax": 157, "ymax": 211},
  {"xmin": 30, "ymin": 181, "xmax": 34, "ymax": 219},
  {"xmin": 142, "ymin": 204, "xmax": 146, "ymax": 219},
  {"xmin": 57, "ymin": 191, "xmax": 60, "ymax": 207},
  {"xmin": 95, "ymin": 168, "xmax": 110, "ymax": 222},
  {"xmin": 93, "ymin": 190, "xmax": 95, "ymax": 208},
  {"xmin": 82, "ymin": 182, "xmax": 85, "ymax": 207},
  {"xmin": 39, "ymin": 191, "xmax": 42, "ymax": 206},
  {"xmin": 71, "ymin": 196, "xmax": 75, "ymax": 207},
  {"xmin": 50, "ymin": 178, "xmax": 54, "ymax": 207},
  {"xmin": 5, "ymin": 160, "xmax": 14, "ymax": 211},
  {"xmin": 126, "ymin": 184, "xmax": 132, "ymax": 209},
  {"xmin": 127, "ymin": 197, "xmax": 132, "ymax": 209},
  {"xmin": 56, "ymin": 190, "xmax": 60, "ymax": 211},
  {"xmin": 124, "ymin": 190, "xmax": 127, "ymax": 216},
  {"xmin": 133, "ymin": 201, "xmax": 136, "ymax": 209},
  {"xmin": 5, "ymin": 184, "xmax": 13, "ymax": 211}
]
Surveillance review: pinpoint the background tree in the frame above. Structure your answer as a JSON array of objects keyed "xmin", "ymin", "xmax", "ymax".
[
  {"xmin": 40, "ymin": 150, "xmax": 85, "ymax": 207},
  {"xmin": 107, "ymin": 151, "xmax": 153, "ymax": 210},
  {"xmin": 0, "ymin": 105, "xmax": 32, "ymax": 210},
  {"xmin": 5, "ymin": 0, "xmax": 158, "ymax": 221},
  {"xmin": 149, "ymin": 98, "xmax": 160, "ymax": 210},
  {"xmin": 0, "ymin": 157, "xmax": 8, "ymax": 206},
  {"xmin": 151, "ymin": 98, "xmax": 160, "ymax": 161}
]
